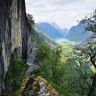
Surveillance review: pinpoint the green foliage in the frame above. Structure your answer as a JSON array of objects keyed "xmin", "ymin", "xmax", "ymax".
[
  {"xmin": 5, "ymin": 51, "xmax": 27, "ymax": 92},
  {"xmin": 33, "ymin": 44, "xmax": 75, "ymax": 95},
  {"xmin": 34, "ymin": 44, "xmax": 51, "ymax": 63},
  {"xmin": 80, "ymin": 10, "xmax": 96, "ymax": 33},
  {"xmin": 31, "ymin": 37, "xmax": 36, "ymax": 42},
  {"xmin": 14, "ymin": 89, "xmax": 21, "ymax": 96},
  {"xmin": 33, "ymin": 43, "xmax": 93, "ymax": 96},
  {"xmin": 34, "ymin": 44, "xmax": 62, "ymax": 82},
  {"xmin": 79, "ymin": 10, "xmax": 96, "ymax": 96},
  {"xmin": 62, "ymin": 59, "xmax": 93, "ymax": 96},
  {"xmin": 60, "ymin": 42, "xmax": 93, "ymax": 96},
  {"xmin": 48, "ymin": 80, "xmax": 74, "ymax": 96},
  {"xmin": 27, "ymin": 14, "xmax": 35, "ymax": 31}
]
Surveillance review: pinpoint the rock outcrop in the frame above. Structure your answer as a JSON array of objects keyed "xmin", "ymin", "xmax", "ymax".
[
  {"xmin": 0, "ymin": 0, "xmax": 31, "ymax": 93},
  {"xmin": 26, "ymin": 42, "xmax": 39, "ymax": 75},
  {"xmin": 20, "ymin": 75, "xmax": 62, "ymax": 96}
]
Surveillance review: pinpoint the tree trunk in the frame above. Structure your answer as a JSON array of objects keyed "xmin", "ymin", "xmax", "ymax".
[
  {"xmin": 90, "ymin": 57, "xmax": 96, "ymax": 69},
  {"xmin": 88, "ymin": 74, "xmax": 96, "ymax": 96},
  {"xmin": 88, "ymin": 57, "xmax": 96, "ymax": 96}
]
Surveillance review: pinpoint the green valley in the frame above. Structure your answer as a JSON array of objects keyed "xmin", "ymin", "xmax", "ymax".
[{"xmin": 59, "ymin": 42, "xmax": 77, "ymax": 62}]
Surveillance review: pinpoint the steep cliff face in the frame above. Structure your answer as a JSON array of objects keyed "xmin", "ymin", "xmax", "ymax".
[
  {"xmin": 0, "ymin": 0, "xmax": 63, "ymax": 95},
  {"xmin": 0, "ymin": 0, "xmax": 31, "ymax": 82}
]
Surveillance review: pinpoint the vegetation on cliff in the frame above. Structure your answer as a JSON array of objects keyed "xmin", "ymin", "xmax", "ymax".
[
  {"xmin": 77, "ymin": 10, "xmax": 96, "ymax": 96},
  {"xmin": 5, "ymin": 51, "xmax": 27, "ymax": 92}
]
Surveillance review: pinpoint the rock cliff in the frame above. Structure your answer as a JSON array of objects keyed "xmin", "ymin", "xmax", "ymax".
[
  {"xmin": 0, "ymin": 0, "xmax": 62, "ymax": 95},
  {"xmin": 0, "ymin": 0, "xmax": 31, "ymax": 92}
]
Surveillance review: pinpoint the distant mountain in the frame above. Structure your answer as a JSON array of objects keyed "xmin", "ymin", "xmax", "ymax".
[
  {"xmin": 61, "ymin": 28, "xmax": 69, "ymax": 36},
  {"xmin": 66, "ymin": 23, "xmax": 92, "ymax": 42},
  {"xmin": 31, "ymin": 28, "xmax": 57, "ymax": 48},
  {"xmin": 35, "ymin": 22, "xmax": 68, "ymax": 40},
  {"xmin": 39, "ymin": 31, "xmax": 58, "ymax": 48},
  {"xmin": 75, "ymin": 33, "xmax": 96, "ymax": 48},
  {"xmin": 36, "ymin": 22, "xmax": 93, "ymax": 43}
]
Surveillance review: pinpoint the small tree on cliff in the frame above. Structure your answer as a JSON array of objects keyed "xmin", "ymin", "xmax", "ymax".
[
  {"xmin": 51, "ymin": 48, "xmax": 62, "ymax": 82},
  {"xmin": 79, "ymin": 37, "xmax": 96, "ymax": 69},
  {"xmin": 5, "ymin": 51, "xmax": 26, "ymax": 92},
  {"xmin": 34, "ymin": 44, "xmax": 62, "ymax": 83},
  {"xmin": 78, "ymin": 9, "xmax": 96, "ymax": 96},
  {"xmin": 27, "ymin": 14, "xmax": 35, "ymax": 31}
]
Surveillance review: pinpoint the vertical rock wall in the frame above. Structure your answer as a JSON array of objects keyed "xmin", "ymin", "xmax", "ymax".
[{"xmin": 0, "ymin": 0, "xmax": 31, "ymax": 91}]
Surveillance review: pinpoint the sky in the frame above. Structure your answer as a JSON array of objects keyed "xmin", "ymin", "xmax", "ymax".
[{"xmin": 25, "ymin": 0, "xmax": 96, "ymax": 29}]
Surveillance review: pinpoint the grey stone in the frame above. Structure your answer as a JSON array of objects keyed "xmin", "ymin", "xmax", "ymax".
[{"xmin": 0, "ymin": 0, "xmax": 31, "ymax": 94}]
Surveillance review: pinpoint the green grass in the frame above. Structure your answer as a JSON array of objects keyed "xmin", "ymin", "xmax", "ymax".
[
  {"xmin": 59, "ymin": 42, "xmax": 76, "ymax": 48},
  {"xmin": 58, "ymin": 42, "xmax": 79, "ymax": 62}
]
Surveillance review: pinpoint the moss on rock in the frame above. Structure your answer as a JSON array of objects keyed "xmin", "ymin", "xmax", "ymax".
[{"xmin": 17, "ymin": 75, "xmax": 62, "ymax": 96}]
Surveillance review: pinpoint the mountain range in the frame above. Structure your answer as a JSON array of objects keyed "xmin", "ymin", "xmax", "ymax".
[
  {"xmin": 66, "ymin": 23, "xmax": 92, "ymax": 42},
  {"xmin": 35, "ymin": 22, "xmax": 92, "ymax": 42},
  {"xmin": 35, "ymin": 22, "xmax": 68, "ymax": 40}
]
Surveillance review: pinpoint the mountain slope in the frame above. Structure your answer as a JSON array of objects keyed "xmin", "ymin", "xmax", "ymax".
[
  {"xmin": 35, "ymin": 22, "xmax": 68, "ymax": 40},
  {"xmin": 36, "ymin": 22, "xmax": 93, "ymax": 43},
  {"xmin": 31, "ymin": 28, "xmax": 57, "ymax": 48},
  {"xmin": 61, "ymin": 28, "xmax": 69, "ymax": 36},
  {"xmin": 66, "ymin": 23, "xmax": 92, "ymax": 42}
]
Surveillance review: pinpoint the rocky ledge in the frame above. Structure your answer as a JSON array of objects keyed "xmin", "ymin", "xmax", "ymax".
[{"xmin": 20, "ymin": 75, "xmax": 62, "ymax": 96}]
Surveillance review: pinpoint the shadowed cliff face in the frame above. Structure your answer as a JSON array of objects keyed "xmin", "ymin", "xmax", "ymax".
[{"xmin": 0, "ymin": 0, "xmax": 31, "ymax": 83}]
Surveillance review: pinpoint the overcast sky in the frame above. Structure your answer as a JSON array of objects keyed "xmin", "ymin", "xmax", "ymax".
[{"xmin": 25, "ymin": 0, "xmax": 96, "ymax": 29}]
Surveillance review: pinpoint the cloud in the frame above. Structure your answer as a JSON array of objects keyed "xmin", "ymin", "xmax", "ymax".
[{"xmin": 25, "ymin": 0, "xmax": 96, "ymax": 28}]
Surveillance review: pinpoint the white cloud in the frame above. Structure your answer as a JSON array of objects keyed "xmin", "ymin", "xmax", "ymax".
[{"xmin": 25, "ymin": 0, "xmax": 96, "ymax": 28}]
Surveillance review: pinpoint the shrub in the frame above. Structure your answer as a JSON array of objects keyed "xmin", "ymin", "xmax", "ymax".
[
  {"xmin": 5, "ymin": 51, "xmax": 27, "ymax": 92},
  {"xmin": 31, "ymin": 37, "xmax": 36, "ymax": 42},
  {"xmin": 26, "ymin": 14, "xmax": 34, "ymax": 31}
]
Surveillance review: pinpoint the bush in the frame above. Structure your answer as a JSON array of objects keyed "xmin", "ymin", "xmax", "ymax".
[
  {"xmin": 5, "ymin": 51, "xmax": 27, "ymax": 92},
  {"xmin": 31, "ymin": 37, "xmax": 36, "ymax": 42},
  {"xmin": 26, "ymin": 14, "xmax": 34, "ymax": 31},
  {"xmin": 34, "ymin": 44, "xmax": 51, "ymax": 63}
]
